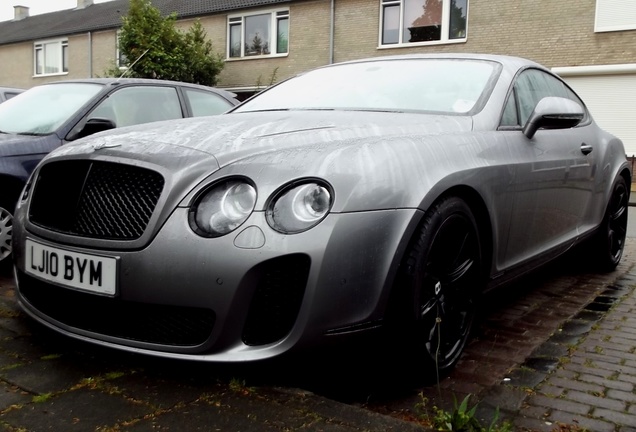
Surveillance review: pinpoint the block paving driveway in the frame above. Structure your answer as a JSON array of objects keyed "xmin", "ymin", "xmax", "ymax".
[{"xmin": 1, "ymin": 239, "xmax": 636, "ymax": 431}]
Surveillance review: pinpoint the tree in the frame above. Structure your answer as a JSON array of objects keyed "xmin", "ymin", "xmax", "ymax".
[{"xmin": 106, "ymin": 0, "xmax": 224, "ymax": 86}]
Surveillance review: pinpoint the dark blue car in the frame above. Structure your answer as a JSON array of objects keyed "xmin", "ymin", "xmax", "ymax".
[{"xmin": 0, "ymin": 78, "xmax": 238, "ymax": 267}]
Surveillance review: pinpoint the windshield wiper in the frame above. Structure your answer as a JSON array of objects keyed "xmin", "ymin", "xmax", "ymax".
[{"xmin": 16, "ymin": 132, "xmax": 45, "ymax": 136}]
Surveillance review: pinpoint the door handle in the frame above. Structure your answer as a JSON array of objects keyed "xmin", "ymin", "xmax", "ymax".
[{"xmin": 580, "ymin": 143, "xmax": 593, "ymax": 155}]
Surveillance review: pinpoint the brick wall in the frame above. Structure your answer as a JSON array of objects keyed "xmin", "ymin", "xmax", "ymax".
[
  {"xmin": 0, "ymin": 42, "xmax": 32, "ymax": 88},
  {"xmin": 211, "ymin": 0, "xmax": 333, "ymax": 89},
  {"xmin": 333, "ymin": 0, "xmax": 636, "ymax": 68}
]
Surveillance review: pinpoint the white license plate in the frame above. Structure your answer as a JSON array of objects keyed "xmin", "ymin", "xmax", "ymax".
[{"xmin": 25, "ymin": 239, "xmax": 118, "ymax": 295}]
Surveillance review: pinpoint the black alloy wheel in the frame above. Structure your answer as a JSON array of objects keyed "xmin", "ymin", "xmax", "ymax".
[
  {"xmin": 398, "ymin": 196, "xmax": 482, "ymax": 376},
  {"xmin": 596, "ymin": 176, "xmax": 628, "ymax": 272}
]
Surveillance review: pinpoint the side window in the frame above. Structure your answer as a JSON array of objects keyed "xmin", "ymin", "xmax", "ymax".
[
  {"xmin": 90, "ymin": 86, "xmax": 183, "ymax": 128},
  {"xmin": 500, "ymin": 91, "xmax": 519, "ymax": 127},
  {"xmin": 184, "ymin": 89, "xmax": 233, "ymax": 116},
  {"xmin": 513, "ymin": 69, "xmax": 585, "ymax": 126}
]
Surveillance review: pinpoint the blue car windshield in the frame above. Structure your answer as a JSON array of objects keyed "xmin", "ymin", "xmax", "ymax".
[
  {"xmin": 233, "ymin": 58, "xmax": 500, "ymax": 115},
  {"xmin": 0, "ymin": 83, "xmax": 103, "ymax": 135}
]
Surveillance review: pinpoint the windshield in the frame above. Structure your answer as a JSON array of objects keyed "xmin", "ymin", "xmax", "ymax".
[
  {"xmin": 0, "ymin": 83, "xmax": 103, "ymax": 135},
  {"xmin": 234, "ymin": 58, "xmax": 499, "ymax": 115}
]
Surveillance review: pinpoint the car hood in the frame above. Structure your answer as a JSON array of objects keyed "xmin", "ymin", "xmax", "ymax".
[
  {"xmin": 0, "ymin": 132, "xmax": 56, "ymax": 157},
  {"xmin": 53, "ymin": 110, "xmax": 473, "ymax": 168},
  {"xmin": 44, "ymin": 110, "xmax": 474, "ymax": 215}
]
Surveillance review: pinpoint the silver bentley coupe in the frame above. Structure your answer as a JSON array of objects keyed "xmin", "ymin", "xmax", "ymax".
[{"xmin": 11, "ymin": 54, "xmax": 630, "ymax": 375}]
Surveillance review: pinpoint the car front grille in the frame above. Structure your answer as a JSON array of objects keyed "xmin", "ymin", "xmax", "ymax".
[
  {"xmin": 242, "ymin": 254, "xmax": 310, "ymax": 346},
  {"xmin": 17, "ymin": 271, "xmax": 215, "ymax": 347},
  {"xmin": 29, "ymin": 160, "xmax": 164, "ymax": 240}
]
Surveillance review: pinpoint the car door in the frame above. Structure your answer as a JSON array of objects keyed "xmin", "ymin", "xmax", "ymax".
[
  {"xmin": 499, "ymin": 68, "xmax": 596, "ymax": 269},
  {"xmin": 68, "ymin": 85, "xmax": 185, "ymax": 139}
]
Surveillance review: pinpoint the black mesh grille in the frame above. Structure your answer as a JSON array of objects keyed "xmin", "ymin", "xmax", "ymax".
[
  {"xmin": 29, "ymin": 160, "xmax": 164, "ymax": 240},
  {"xmin": 242, "ymin": 254, "xmax": 310, "ymax": 346},
  {"xmin": 18, "ymin": 271, "xmax": 215, "ymax": 347}
]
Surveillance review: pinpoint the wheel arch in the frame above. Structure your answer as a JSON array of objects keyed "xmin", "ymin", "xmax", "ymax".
[
  {"xmin": 426, "ymin": 185, "xmax": 494, "ymax": 283},
  {"xmin": 383, "ymin": 184, "xmax": 494, "ymax": 321},
  {"xmin": 620, "ymin": 167, "xmax": 632, "ymax": 194},
  {"xmin": 0, "ymin": 174, "xmax": 25, "ymax": 211}
]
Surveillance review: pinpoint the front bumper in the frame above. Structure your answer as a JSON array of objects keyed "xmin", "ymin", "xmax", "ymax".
[{"xmin": 13, "ymin": 207, "xmax": 417, "ymax": 362}]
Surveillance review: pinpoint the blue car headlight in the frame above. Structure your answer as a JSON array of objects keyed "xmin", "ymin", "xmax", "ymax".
[
  {"xmin": 190, "ymin": 179, "xmax": 257, "ymax": 237},
  {"xmin": 266, "ymin": 181, "xmax": 333, "ymax": 233}
]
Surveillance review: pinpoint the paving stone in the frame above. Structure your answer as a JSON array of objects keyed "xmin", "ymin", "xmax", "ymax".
[
  {"xmin": 606, "ymin": 389, "xmax": 636, "ymax": 404},
  {"xmin": 0, "ymin": 356, "xmax": 107, "ymax": 395},
  {"xmin": 535, "ymin": 384, "xmax": 565, "ymax": 398},
  {"xmin": 523, "ymin": 357, "xmax": 560, "ymax": 373},
  {"xmin": 0, "ymin": 381, "xmax": 32, "ymax": 411},
  {"xmin": 479, "ymin": 385, "xmax": 529, "ymax": 411},
  {"xmin": 526, "ymin": 394, "xmax": 590, "ymax": 415},
  {"xmin": 595, "ymin": 408, "xmax": 636, "ymax": 428},
  {"xmin": 544, "ymin": 376, "xmax": 604, "ymax": 394},
  {"xmin": 0, "ymin": 387, "xmax": 154, "ymax": 432},
  {"xmin": 505, "ymin": 367, "xmax": 547, "ymax": 388},
  {"xmin": 564, "ymin": 390, "xmax": 626, "ymax": 411},
  {"xmin": 577, "ymin": 373, "xmax": 634, "ymax": 391},
  {"xmin": 102, "ymin": 373, "xmax": 219, "ymax": 409},
  {"xmin": 618, "ymin": 374, "xmax": 636, "ymax": 385},
  {"xmin": 529, "ymin": 342, "xmax": 570, "ymax": 359},
  {"xmin": 548, "ymin": 410, "xmax": 616, "ymax": 432},
  {"xmin": 513, "ymin": 417, "xmax": 555, "ymax": 432},
  {"xmin": 560, "ymin": 319, "xmax": 597, "ymax": 336}
]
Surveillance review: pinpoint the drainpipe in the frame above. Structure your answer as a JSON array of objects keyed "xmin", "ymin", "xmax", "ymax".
[
  {"xmin": 329, "ymin": 0, "xmax": 335, "ymax": 64},
  {"xmin": 87, "ymin": 31, "xmax": 93, "ymax": 77}
]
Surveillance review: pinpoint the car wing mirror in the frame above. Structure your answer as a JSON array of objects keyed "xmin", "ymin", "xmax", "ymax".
[
  {"xmin": 522, "ymin": 96, "xmax": 584, "ymax": 139},
  {"xmin": 75, "ymin": 118, "xmax": 116, "ymax": 140}
]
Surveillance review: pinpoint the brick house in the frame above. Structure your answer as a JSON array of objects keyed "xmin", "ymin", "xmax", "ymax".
[{"xmin": 0, "ymin": 0, "xmax": 635, "ymax": 152}]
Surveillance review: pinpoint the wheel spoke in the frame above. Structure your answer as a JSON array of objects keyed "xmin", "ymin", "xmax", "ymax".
[{"xmin": 0, "ymin": 207, "xmax": 13, "ymax": 261}]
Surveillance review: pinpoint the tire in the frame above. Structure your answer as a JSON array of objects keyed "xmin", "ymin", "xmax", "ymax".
[
  {"xmin": 394, "ymin": 196, "xmax": 482, "ymax": 377},
  {"xmin": 593, "ymin": 176, "xmax": 628, "ymax": 272}
]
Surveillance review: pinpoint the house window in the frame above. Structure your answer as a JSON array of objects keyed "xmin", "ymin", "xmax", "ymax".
[
  {"xmin": 34, "ymin": 39, "xmax": 68, "ymax": 76},
  {"xmin": 228, "ymin": 9, "xmax": 289, "ymax": 58},
  {"xmin": 116, "ymin": 32, "xmax": 129, "ymax": 69},
  {"xmin": 595, "ymin": 0, "xmax": 636, "ymax": 32},
  {"xmin": 380, "ymin": 0, "xmax": 467, "ymax": 46}
]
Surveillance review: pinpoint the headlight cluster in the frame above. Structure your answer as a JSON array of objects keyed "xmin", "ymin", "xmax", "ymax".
[
  {"xmin": 190, "ymin": 178, "xmax": 333, "ymax": 237},
  {"xmin": 266, "ymin": 183, "xmax": 332, "ymax": 233},
  {"xmin": 190, "ymin": 179, "xmax": 257, "ymax": 237}
]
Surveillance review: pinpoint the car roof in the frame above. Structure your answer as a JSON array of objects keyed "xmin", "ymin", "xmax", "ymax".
[
  {"xmin": 325, "ymin": 53, "xmax": 545, "ymax": 71},
  {"xmin": 0, "ymin": 86, "xmax": 24, "ymax": 92},
  {"xmin": 40, "ymin": 78, "xmax": 237, "ymax": 101}
]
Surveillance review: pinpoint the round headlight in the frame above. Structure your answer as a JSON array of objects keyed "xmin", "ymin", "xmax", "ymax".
[
  {"xmin": 267, "ymin": 182, "xmax": 333, "ymax": 233},
  {"xmin": 191, "ymin": 179, "xmax": 256, "ymax": 237}
]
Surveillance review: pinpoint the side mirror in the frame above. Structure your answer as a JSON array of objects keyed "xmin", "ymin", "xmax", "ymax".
[
  {"xmin": 76, "ymin": 117, "xmax": 116, "ymax": 139},
  {"xmin": 522, "ymin": 97, "xmax": 584, "ymax": 139}
]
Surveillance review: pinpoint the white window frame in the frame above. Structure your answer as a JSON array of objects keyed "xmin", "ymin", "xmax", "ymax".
[
  {"xmin": 595, "ymin": 0, "xmax": 636, "ymax": 32},
  {"xmin": 116, "ymin": 32, "xmax": 129, "ymax": 70},
  {"xmin": 34, "ymin": 38, "xmax": 68, "ymax": 77},
  {"xmin": 378, "ymin": 0, "xmax": 467, "ymax": 48},
  {"xmin": 226, "ymin": 8, "xmax": 290, "ymax": 60}
]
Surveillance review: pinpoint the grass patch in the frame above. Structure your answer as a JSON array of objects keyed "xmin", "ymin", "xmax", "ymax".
[
  {"xmin": 415, "ymin": 393, "xmax": 512, "ymax": 432},
  {"xmin": 32, "ymin": 393, "xmax": 53, "ymax": 403}
]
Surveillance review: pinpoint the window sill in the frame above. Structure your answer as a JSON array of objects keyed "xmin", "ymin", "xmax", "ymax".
[
  {"xmin": 377, "ymin": 38, "xmax": 466, "ymax": 49},
  {"xmin": 225, "ymin": 53, "xmax": 289, "ymax": 61},
  {"xmin": 33, "ymin": 72, "xmax": 69, "ymax": 78}
]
